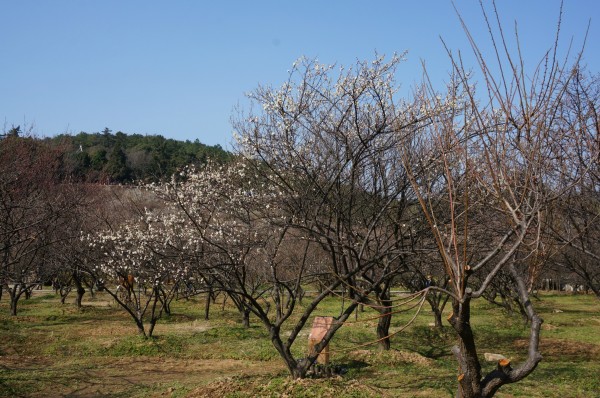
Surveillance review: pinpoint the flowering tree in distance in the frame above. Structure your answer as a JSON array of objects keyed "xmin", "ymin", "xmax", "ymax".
[{"xmin": 88, "ymin": 199, "xmax": 190, "ymax": 338}]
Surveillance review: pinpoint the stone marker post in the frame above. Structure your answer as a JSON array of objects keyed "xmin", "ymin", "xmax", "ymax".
[{"xmin": 308, "ymin": 316, "xmax": 334, "ymax": 364}]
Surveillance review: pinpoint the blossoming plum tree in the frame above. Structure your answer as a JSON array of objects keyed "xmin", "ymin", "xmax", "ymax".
[
  {"xmin": 232, "ymin": 54, "xmax": 426, "ymax": 370},
  {"xmin": 88, "ymin": 200, "xmax": 191, "ymax": 337},
  {"xmin": 156, "ymin": 161, "xmax": 341, "ymax": 377}
]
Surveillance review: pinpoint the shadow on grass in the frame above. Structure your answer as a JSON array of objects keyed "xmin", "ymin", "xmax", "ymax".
[
  {"xmin": 404, "ymin": 326, "xmax": 454, "ymax": 359},
  {"xmin": 339, "ymin": 359, "xmax": 369, "ymax": 373}
]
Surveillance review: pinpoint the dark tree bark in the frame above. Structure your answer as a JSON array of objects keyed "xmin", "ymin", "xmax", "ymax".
[
  {"xmin": 375, "ymin": 284, "xmax": 393, "ymax": 350},
  {"xmin": 204, "ymin": 286, "xmax": 213, "ymax": 320}
]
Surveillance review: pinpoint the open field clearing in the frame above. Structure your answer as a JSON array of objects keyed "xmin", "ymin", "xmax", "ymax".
[{"xmin": 1, "ymin": 290, "xmax": 599, "ymax": 397}]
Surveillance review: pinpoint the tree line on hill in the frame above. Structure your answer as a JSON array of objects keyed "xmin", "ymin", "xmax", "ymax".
[{"xmin": 3, "ymin": 126, "xmax": 231, "ymax": 184}]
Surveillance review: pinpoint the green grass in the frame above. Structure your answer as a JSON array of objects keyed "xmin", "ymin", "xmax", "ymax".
[{"xmin": 0, "ymin": 289, "xmax": 599, "ymax": 397}]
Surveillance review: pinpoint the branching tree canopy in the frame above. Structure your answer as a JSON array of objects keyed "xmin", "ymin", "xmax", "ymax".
[
  {"xmin": 546, "ymin": 69, "xmax": 600, "ymax": 298},
  {"xmin": 397, "ymin": 4, "xmax": 592, "ymax": 397},
  {"xmin": 231, "ymin": 54, "xmax": 433, "ymax": 374}
]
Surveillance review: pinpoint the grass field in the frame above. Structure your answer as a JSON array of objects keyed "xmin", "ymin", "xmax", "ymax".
[{"xmin": 1, "ymin": 289, "xmax": 599, "ymax": 397}]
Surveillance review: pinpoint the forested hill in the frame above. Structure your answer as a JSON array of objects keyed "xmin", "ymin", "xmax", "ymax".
[{"xmin": 44, "ymin": 129, "xmax": 231, "ymax": 184}]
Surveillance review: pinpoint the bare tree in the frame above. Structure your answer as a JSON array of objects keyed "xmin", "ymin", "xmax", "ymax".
[
  {"xmin": 399, "ymin": 3, "xmax": 589, "ymax": 396},
  {"xmin": 547, "ymin": 69, "xmax": 600, "ymax": 297},
  {"xmin": 46, "ymin": 185, "xmax": 110, "ymax": 308},
  {"xmin": 0, "ymin": 136, "xmax": 84, "ymax": 315}
]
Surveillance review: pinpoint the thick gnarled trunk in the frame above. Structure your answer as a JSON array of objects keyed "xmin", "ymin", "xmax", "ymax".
[
  {"xmin": 448, "ymin": 296, "xmax": 483, "ymax": 398},
  {"xmin": 73, "ymin": 271, "xmax": 86, "ymax": 308},
  {"xmin": 448, "ymin": 269, "xmax": 543, "ymax": 397}
]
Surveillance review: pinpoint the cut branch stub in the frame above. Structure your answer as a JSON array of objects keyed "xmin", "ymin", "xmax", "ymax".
[{"xmin": 498, "ymin": 358, "xmax": 512, "ymax": 372}]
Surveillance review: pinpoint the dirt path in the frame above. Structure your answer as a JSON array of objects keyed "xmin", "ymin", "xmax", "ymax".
[{"xmin": 0, "ymin": 355, "xmax": 285, "ymax": 397}]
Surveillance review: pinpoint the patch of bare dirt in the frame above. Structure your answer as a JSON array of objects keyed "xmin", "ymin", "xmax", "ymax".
[
  {"xmin": 166, "ymin": 322, "xmax": 211, "ymax": 334},
  {"xmin": 74, "ymin": 320, "xmax": 132, "ymax": 337},
  {"xmin": 513, "ymin": 338, "xmax": 600, "ymax": 360},
  {"xmin": 82, "ymin": 300, "xmax": 113, "ymax": 307},
  {"xmin": 188, "ymin": 375, "xmax": 387, "ymax": 398},
  {"xmin": 0, "ymin": 355, "xmax": 46, "ymax": 368},
  {"xmin": 541, "ymin": 323, "xmax": 559, "ymax": 331}
]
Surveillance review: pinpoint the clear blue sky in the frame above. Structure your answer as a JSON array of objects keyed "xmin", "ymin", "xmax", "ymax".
[{"xmin": 1, "ymin": 1, "xmax": 597, "ymax": 148}]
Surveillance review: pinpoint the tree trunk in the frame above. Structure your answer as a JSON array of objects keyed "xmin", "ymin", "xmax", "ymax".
[
  {"xmin": 242, "ymin": 308, "xmax": 251, "ymax": 328},
  {"xmin": 10, "ymin": 297, "xmax": 18, "ymax": 316},
  {"xmin": 148, "ymin": 318, "xmax": 157, "ymax": 338},
  {"xmin": 60, "ymin": 291, "xmax": 68, "ymax": 304},
  {"xmin": 59, "ymin": 283, "xmax": 72, "ymax": 304},
  {"xmin": 431, "ymin": 303, "xmax": 444, "ymax": 329},
  {"xmin": 204, "ymin": 288, "xmax": 212, "ymax": 320},
  {"xmin": 229, "ymin": 294, "xmax": 251, "ymax": 328},
  {"xmin": 478, "ymin": 263, "xmax": 544, "ymax": 397},
  {"xmin": 148, "ymin": 290, "xmax": 161, "ymax": 338},
  {"xmin": 7, "ymin": 285, "xmax": 22, "ymax": 316},
  {"xmin": 448, "ymin": 278, "xmax": 543, "ymax": 398},
  {"xmin": 73, "ymin": 271, "xmax": 86, "ymax": 309},
  {"xmin": 269, "ymin": 326, "xmax": 309, "ymax": 379},
  {"xmin": 448, "ymin": 297, "xmax": 483, "ymax": 398},
  {"xmin": 136, "ymin": 320, "xmax": 147, "ymax": 338},
  {"xmin": 75, "ymin": 286, "xmax": 85, "ymax": 308},
  {"xmin": 157, "ymin": 288, "xmax": 171, "ymax": 315},
  {"xmin": 24, "ymin": 284, "xmax": 32, "ymax": 300},
  {"xmin": 376, "ymin": 293, "xmax": 392, "ymax": 350}
]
